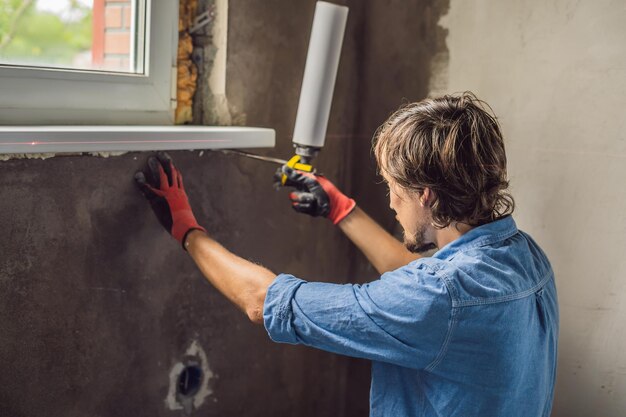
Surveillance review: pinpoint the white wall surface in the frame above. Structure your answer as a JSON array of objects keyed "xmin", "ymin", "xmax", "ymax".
[{"xmin": 438, "ymin": 1, "xmax": 626, "ymax": 416}]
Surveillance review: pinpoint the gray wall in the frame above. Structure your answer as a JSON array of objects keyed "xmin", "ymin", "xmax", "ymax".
[
  {"xmin": 0, "ymin": 1, "xmax": 445, "ymax": 415},
  {"xmin": 439, "ymin": 0, "xmax": 626, "ymax": 415}
]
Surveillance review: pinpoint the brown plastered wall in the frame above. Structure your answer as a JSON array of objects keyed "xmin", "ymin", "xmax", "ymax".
[{"xmin": 0, "ymin": 1, "xmax": 448, "ymax": 415}]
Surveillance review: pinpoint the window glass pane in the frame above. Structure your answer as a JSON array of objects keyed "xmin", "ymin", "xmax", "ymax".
[{"xmin": 0, "ymin": 0, "xmax": 144, "ymax": 73}]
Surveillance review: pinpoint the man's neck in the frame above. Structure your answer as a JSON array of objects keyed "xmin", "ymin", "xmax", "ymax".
[{"xmin": 434, "ymin": 222, "xmax": 474, "ymax": 249}]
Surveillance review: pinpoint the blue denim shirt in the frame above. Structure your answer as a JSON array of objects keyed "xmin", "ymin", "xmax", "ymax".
[{"xmin": 264, "ymin": 216, "xmax": 559, "ymax": 417}]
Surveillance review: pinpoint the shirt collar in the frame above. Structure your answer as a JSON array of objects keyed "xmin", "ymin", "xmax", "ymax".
[{"xmin": 433, "ymin": 216, "xmax": 518, "ymax": 260}]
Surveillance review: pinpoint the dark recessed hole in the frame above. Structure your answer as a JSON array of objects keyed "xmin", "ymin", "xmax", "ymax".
[{"xmin": 177, "ymin": 364, "xmax": 203, "ymax": 398}]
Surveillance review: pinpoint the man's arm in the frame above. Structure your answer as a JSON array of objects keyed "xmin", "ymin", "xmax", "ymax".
[
  {"xmin": 338, "ymin": 206, "xmax": 420, "ymax": 274},
  {"xmin": 185, "ymin": 230, "xmax": 274, "ymax": 324},
  {"xmin": 282, "ymin": 167, "xmax": 419, "ymax": 274},
  {"xmin": 135, "ymin": 152, "xmax": 273, "ymax": 324},
  {"xmin": 182, "ymin": 207, "xmax": 415, "ymax": 324}
]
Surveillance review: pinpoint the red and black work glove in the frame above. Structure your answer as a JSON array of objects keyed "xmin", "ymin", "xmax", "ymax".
[
  {"xmin": 276, "ymin": 165, "xmax": 356, "ymax": 225},
  {"xmin": 134, "ymin": 152, "xmax": 206, "ymax": 249}
]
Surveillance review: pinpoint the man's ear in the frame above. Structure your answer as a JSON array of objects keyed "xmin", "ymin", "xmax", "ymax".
[{"xmin": 420, "ymin": 187, "xmax": 435, "ymax": 207}]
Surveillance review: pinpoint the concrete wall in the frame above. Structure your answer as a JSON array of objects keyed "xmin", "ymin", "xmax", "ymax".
[
  {"xmin": 439, "ymin": 1, "xmax": 626, "ymax": 415},
  {"xmin": 0, "ymin": 1, "xmax": 446, "ymax": 415}
]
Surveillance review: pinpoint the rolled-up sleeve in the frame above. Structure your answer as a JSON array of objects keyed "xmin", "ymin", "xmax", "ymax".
[{"xmin": 263, "ymin": 263, "xmax": 452, "ymax": 370}]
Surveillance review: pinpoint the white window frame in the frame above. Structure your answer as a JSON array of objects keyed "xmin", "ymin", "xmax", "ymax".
[{"xmin": 0, "ymin": 0, "xmax": 178, "ymax": 125}]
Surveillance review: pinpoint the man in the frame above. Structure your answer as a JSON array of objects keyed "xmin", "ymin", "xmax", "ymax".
[{"xmin": 135, "ymin": 92, "xmax": 559, "ymax": 417}]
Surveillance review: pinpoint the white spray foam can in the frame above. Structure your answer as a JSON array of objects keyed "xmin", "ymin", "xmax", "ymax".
[{"xmin": 292, "ymin": 1, "xmax": 348, "ymax": 156}]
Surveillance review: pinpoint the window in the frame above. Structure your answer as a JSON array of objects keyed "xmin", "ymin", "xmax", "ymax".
[
  {"xmin": 0, "ymin": 0, "xmax": 178, "ymax": 124},
  {"xmin": 0, "ymin": 0, "xmax": 276, "ymax": 154}
]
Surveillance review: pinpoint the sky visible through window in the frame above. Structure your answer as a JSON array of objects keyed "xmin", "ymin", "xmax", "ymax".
[{"xmin": 37, "ymin": 0, "xmax": 92, "ymax": 18}]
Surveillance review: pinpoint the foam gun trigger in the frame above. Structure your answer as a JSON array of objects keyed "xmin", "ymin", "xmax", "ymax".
[{"xmin": 281, "ymin": 155, "xmax": 315, "ymax": 185}]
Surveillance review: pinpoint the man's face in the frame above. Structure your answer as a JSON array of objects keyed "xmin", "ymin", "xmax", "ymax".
[{"xmin": 385, "ymin": 175, "xmax": 437, "ymax": 253}]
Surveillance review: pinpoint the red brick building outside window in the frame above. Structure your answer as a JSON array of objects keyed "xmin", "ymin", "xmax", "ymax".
[{"xmin": 92, "ymin": 0, "xmax": 133, "ymax": 72}]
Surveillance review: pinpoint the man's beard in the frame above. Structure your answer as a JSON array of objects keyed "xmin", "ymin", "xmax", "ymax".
[{"xmin": 403, "ymin": 223, "xmax": 437, "ymax": 254}]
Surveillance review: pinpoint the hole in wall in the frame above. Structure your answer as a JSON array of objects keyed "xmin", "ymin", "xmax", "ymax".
[
  {"xmin": 177, "ymin": 363, "xmax": 203, "ymax": 398},
  {"xmin": 166, "ymin": 340, "xmax": 214, "ymax": 414}
]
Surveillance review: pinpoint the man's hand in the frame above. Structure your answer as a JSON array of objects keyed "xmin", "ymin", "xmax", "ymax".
[
  {"xmin": 135, "ymin": 152, "xmax": 205, "ymax": 248},
  {"xmin": 277, "ymin": 165, "xmax": 356, "ymax": 225}
]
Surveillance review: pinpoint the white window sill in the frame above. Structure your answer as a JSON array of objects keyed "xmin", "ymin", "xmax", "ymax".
[{"xmin": 0, "ymin": 126, "xmax": 275, "ymax": 154}]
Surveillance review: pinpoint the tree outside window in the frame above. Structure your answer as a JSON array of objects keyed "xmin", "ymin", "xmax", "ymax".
[{"xmin": 0, "ymin": 0, "xmax": 136, "ymax": 73}]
